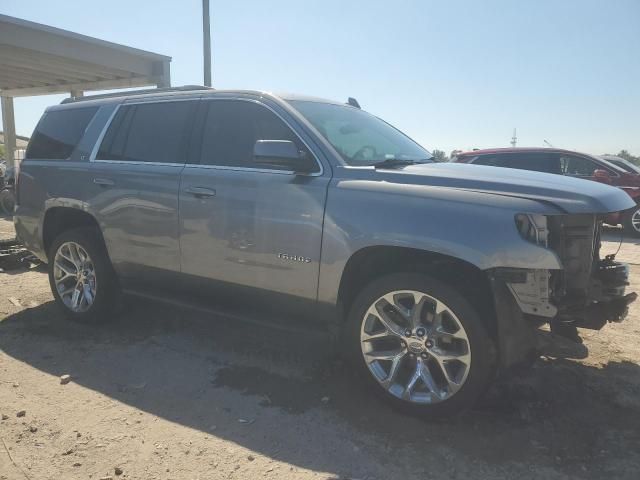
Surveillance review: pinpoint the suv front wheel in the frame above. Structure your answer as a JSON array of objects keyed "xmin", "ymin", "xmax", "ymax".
[
  {"xmin": 346, "ymin": 273, "xmax": 496, "ymax": 416},
  {"xmin": 48, "ymin": 227, "xmax": 117, "ymax": 323}
]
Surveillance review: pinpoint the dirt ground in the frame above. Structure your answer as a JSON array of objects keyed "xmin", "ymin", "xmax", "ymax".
[{"xmin": 1, "ymin": 215, "xmax": 640, "ymax": 480}]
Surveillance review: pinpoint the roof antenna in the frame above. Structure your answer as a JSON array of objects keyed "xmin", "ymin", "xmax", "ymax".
[{"xmin": 347, "ymin": 97, "xmax": 361, "ymax": 109}]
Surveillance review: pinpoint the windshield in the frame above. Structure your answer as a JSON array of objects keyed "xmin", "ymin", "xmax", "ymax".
[
  {"xmin": 289, "ymin": 100, "xmax": 432, "ymax": 166},
  {"xmin": 601, "ymin": 157, "xmax": 640, "ymax": 174}
]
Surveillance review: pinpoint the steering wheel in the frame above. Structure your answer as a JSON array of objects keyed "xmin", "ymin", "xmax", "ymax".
[{"xmin": 352, "ymin": 145, "xmax": 378, "ymax": 161}]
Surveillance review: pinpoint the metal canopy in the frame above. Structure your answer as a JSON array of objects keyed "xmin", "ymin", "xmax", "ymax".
[
  {"xmin": 0, "ymin": 14, "xmax": 171, "ymax": 97},
  {"xmin": 0, "ymin": 14, "xmax": 171, "ymax": 168}
]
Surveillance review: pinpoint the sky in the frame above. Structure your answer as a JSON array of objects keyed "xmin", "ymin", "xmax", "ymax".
[{"xmin": 1, "ymin": 0, "xmax": 639, "ymax": 156}]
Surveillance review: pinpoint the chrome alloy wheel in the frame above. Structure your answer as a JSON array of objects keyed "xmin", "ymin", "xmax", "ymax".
[
  {"xmin": 53, "ymin": 241, "xmax": 97, "ymax": 313},
  {"xmin": 360, "ymin": 290, "xmax": 471, "ymax": 404},
  {"xmin": 632, "ymin": 209, "xmax": 640, "ymax": 233}
]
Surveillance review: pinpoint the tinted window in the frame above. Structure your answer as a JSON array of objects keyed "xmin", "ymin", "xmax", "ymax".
[
  {"xmin": 199, "ymin": 101, "xmax": 313, "ymax": 169},
  {"xmin": 97, "ymin": 101, "xmax": 194, "ymax": 163},
  {"xmin": 26, "ymin": 107, "xmax": 98, "ymax": 160},
  {"xmin": 97, "ymin": 106, "xmax": 135, "ymax": 160},
  {"xmin": 474, "ymin": 153, "xmax": 562, "ymax": 174},
  {"xmin": 608, "ymin": 159, "xmax": 640, "ymax": 173},
  {"xmin": 609, "ymin": 160, "xmax": 632, "ymax": 172},
  {"xmin": 471, "ymin": 155, "xmax": 503, "ymax": 166},
  {"xmin": 561, "ymin": 155, "xmax": 601, "ymax": 176}
]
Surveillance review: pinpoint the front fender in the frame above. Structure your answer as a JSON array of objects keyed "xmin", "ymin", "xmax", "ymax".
[{"xmin": 317, "ymin": 179, "xmax": 562, "ymax": 305}]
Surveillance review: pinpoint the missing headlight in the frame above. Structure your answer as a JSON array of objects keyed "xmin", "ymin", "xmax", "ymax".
[{"xmin": 515, "ymin": 213, "xmax": 549, "ymax": 247}]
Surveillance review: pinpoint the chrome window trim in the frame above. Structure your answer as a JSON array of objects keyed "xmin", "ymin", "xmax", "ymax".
[
  {"xmin": 92, "ymin": 159, "xmax": 186, "ymax": 167},
  {"xmin": 183, "ymin": 163, "xmax": 295, "ymax": 175},
  {"xmin": 89, "ymin": 104, "xmax": 121, "ymax": 162},
  {"xmin": 89, "ymin": 96, "xmax": 324, "ymax": 177}
]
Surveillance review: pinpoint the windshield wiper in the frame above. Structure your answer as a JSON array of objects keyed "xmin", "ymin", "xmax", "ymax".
[{"xmin": 371, "ymin": 158, "xmax": 418, "ymax": 169}]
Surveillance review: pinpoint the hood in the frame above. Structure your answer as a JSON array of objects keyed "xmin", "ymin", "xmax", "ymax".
[{"xmin": 383, "ymin": 162, "xmax": 635, "ymax": 214}]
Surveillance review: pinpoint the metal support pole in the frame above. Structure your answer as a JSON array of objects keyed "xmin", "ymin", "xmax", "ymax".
[
  {"xmin": 1, "ymin": 96, "xmax": 17, "ymax": 169},
  {"xmin": 202, "ymin": 0, "xmax": 212, "ymax": 87},
  {"xmin": 158, "ymin": 60, "xmax": 171, "ymax": 88}
]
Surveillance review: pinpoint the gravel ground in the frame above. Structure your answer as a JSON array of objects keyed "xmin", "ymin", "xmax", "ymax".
[
  {"xmin": 1, "ymin": 216, "xmax": 640, "ymax": 480},
  {"xmin": 0, "ymin": 215, "xmax": 15, "ymax": 243}
]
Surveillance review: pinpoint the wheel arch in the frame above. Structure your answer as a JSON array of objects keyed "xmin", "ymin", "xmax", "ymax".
[
  {"xmin": 336, "ymin": 246, "xmax": 497, "ymax": 337},
  {"xmin": 42, "ymin": 207, "xmax": 105, "ymax": 260}
]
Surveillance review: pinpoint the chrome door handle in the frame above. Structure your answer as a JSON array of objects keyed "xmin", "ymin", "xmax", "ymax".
[
  {"xmin": 93, "ymin": 177, "xmax": 115, "ymax": 187},
  {"xmin": 185, "ymin": 186, "xmax": 216, "ymax": 198}
]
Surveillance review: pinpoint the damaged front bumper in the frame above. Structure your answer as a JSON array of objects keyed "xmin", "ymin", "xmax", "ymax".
[
  {"xmin": 489, "ymin": 215, "xmax": 637, "ymax": 370},
  {"xmin": 490, "ymin": 264, "xmax": 636, "ymax": 370},
  {"xmin": 561, "ymin": 260, "xmax": 637, "ymax": 329}
]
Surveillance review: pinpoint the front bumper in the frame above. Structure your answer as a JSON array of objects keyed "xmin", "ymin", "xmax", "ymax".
[
  {"xmin": 567, "ymin": 291, "xmax": 637, "ymax": 330},
  {"xmin": 490, "ymin": 214, "xmax": 637, "ymax": 370},
  {"xmin": 555, "ymin": 258, "xmax": 636, "ymax": 329},
  {"xmin": 489, "ymin": 259, "xmax": 636, "ymax": 371}
]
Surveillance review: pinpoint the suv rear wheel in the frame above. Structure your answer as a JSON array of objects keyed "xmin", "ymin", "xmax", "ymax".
[
  {"xmin": 48, "ymin": 227, "xmax": 117, "ymax": 323},
  {"xmin": 345, "ymin": 273, "xmax": 495, "ymax": 416}
]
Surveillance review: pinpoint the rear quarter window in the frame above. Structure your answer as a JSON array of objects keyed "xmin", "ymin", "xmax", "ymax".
[{"xmin": 25, "ymin": 107, "xmax": 98, "ymax": 160}]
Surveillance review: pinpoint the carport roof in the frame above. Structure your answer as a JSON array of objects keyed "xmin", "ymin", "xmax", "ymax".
[{"xmin": 0, "ymin": 14, "xmax": 171, "ymax": 97}]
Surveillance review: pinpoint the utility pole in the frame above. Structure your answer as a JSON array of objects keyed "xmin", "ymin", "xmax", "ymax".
[
  {"xmin": 202, "ymin": 0, "xmax": 212, "ymax": 87},
  {"xmin": 510, "ymin": 128, "xmax": 517, "ymax": 148}
]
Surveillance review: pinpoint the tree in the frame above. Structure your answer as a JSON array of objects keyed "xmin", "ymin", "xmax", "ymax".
[
  {"xmin": 617, "ymin": 150, "xmax": 640, "ymax": 166},
  {"xmin": 431, "ymin": 149, "xmax": 448, "ymax": 162},
  {"xmin": 604, "ymin": 150, "xmax": 640, "ymax": 166}
]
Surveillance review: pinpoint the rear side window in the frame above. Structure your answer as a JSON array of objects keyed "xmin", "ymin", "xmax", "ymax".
[
  {"xmin": 25, "ymin": 107, "xmax": 98, "ymax": 160},
  {"xmin": 97, "ymin": 101, "xmax": 195, "ymax": 163}
]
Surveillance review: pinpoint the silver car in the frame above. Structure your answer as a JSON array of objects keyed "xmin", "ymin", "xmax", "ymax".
[{"xmin": 13, "ymin": 87, "xmax": 637, "ymax": 415}]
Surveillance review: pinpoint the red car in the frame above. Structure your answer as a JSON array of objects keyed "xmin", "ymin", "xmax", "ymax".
[{"xmin": 453, "ymin": 148, "xmax": 640, "ymax": 236}]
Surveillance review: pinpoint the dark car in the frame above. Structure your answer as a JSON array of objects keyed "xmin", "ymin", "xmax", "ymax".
[{"xmin": 453, "ymin": 148, "xmax": 640, "ymax": 236}]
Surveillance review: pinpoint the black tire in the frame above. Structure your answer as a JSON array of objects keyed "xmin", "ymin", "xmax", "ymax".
[
  {"xmin": 0, "ymin": 188, "xmax": 15, "ymax": 216},
  {"xmin": 344, "ymin": 273, "xmax": 496, "ymax": 417},
  {"xmin": 48, "ymin": 227, "xmax": 118, "ymax": 323},
  {"xmin": 622, "ymin": 205, "xmax": 640, "ymax": 238}
]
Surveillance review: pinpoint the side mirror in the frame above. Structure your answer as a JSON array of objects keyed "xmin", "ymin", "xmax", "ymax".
[
  {"xmin": 593, "ymin": 169, "xmax": 612, "ymax": 182},
  {"xmin": 253, "ymin": 140, "xmax": 316, "ymax": 173}
]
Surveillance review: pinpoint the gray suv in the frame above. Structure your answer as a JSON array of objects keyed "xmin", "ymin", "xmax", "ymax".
[{"xmin": 14, "ymin": 87, "xmax": 637, "ymax": 415}]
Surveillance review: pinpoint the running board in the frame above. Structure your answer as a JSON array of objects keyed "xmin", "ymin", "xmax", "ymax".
[{"xmin": 123, "ymin": 288, "xmax": 330, "ymax": 338}]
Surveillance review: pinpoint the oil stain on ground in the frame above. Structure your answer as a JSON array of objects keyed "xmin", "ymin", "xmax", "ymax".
[{"xmin": 212, "ymin": 365, "xmax": 326, "ymax": 414}]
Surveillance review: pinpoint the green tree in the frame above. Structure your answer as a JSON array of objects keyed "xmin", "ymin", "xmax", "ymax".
[
  {"xmin": 431, "ymin": 149, "xmax": 448, "ymax": 162},
  {"xmin": 617, "ymin": 150, "xmax": 640, "ymax": 166}
]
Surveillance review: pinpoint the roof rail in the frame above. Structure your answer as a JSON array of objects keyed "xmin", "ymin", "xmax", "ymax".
[{"xmin": 60, "ymin": 85, "xmax": 212, "ymax": 104}]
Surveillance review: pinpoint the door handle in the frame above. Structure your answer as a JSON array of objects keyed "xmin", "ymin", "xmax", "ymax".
[
  {"xmin": 93, "ymin": 177, "xmax": 115, "ymax": 187},
  {"xmin": 185, "ymin": 186, "xmax": 216, "ymax": 198}
]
